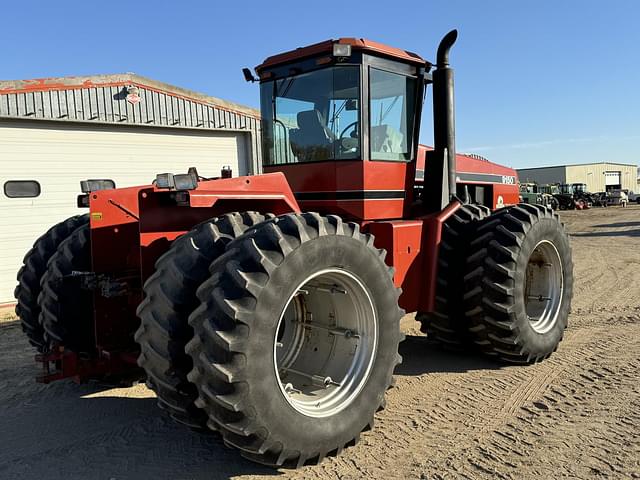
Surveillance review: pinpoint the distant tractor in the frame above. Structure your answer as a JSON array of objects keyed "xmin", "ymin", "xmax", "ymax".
[
  {"xmin": 541, "ymin": 183, "xmax": 578, "ymax": 210},
  {"xmin": 14, "ymin": 31, "xmax": 573, "ymax": 467},
  {"xmin": 519, "ymin": 182, "xmax": 557, "ymax": 209},
  {"xmin": 559, "ymin": 183, "xmax": 597, "ymax": 209}
]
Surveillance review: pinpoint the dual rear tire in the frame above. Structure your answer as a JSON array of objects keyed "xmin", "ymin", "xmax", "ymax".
[
  {"xmin": 420, "ymin": 203, "xmax": 573, "ymax": 364},
  {"xmin": 464, "ymin": 204, "xmax": 573, "ymax": 362},
  {"xmin": 135, "ymin": 212, "xmax": 273, "ymax": 429},
  {"xmin": 15, "ymin": 215, "xmax": 94, "ymax": 353},
  {"xmin": 39, "ymin": 223, "xmax": 95, "ymax": 353}
]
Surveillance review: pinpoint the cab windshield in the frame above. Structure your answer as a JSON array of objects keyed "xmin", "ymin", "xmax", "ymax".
[{"xmin": 261, "ymin": 66, "xmax": 360, "ymax": 165}]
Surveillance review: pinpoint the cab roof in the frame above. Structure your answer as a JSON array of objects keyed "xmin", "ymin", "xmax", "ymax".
[{"xmin": 255, "ymin": 38, "xmax": 428, "ymax": 73}]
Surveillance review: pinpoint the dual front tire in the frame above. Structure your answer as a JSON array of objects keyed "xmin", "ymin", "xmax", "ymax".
[
  {"xmin": 416, "ymin": 204, "xmax": 490, "ymax": 346},
  {"xmin": 139, "ymin": 212, "xmax": 403, "ymax": 466}
]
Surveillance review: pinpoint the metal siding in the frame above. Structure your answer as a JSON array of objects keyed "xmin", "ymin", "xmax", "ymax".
[
  {"xmin": 620, "ymin": 165, "xmax": 636, "ymax": 191},
  {"xmin": 566, "ymin": 163, "xmax": 638, "ymax": 192},
  {"xmin": 516, "ymin": 166, "xmax": 567, "ymax": 186},
  {"xmin": 518, "ymin": 163, "xmax": 638, "ymax": 193}
]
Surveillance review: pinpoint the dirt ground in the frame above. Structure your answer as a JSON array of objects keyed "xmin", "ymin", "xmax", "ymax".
[{"xmin": 1, "ymin": 205, "xmax": 639, "ymax": 480}]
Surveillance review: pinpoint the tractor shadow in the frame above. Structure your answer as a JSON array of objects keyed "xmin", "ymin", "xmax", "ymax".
[
  {"xmin": 0, "ymin": 385, "xmax": 277, "ymax": 479},
  {"xmin": 1, "ymin": 324, "xmax": 501, "ymax": 479},
  {"xmin": 576, "ymin": 220, "xmax": 640, "ymax": 237},
  {"xmin": 395, "ymin": 335, "xmax": 501, "ymax": 375},
  {"xmin": 571, "ymin": 229, "xmax": 640, "ymax": 238},
  {"xmin": 0, "ymin": 321, "xmax": 277, "ymax": 479},
  {"xmin": 591, "ymin": 221, "xmax": 640, "ymax": 228}
]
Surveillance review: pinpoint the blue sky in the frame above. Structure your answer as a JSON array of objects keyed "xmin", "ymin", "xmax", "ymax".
[{"xmin": 1, "ymin": 0, "xmax": 638, "ymax": 169}]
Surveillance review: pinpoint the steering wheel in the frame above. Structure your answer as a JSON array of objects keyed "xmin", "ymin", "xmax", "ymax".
[
  {"xmin": 338, "ymin": 121, "xmax": 359, "ymax": 153},
  {"xmin": 339, "ymin": 121, "xmax": 359, "ymax": 140}
]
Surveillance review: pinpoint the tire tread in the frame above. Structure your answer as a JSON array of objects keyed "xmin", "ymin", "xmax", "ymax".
[
  {"xmin": 135, "ymin": 211, "xmax": 273, "ymax": 429},
  {"xmin": 416, "ymin": 204, "xmax": 490, "ymax": 346},
  {"xmin": 14, "ymin": 214, "xmax": 89, "ymax": 351},
  {"xmin": 463, "ymin": 204, "xmax": 573, "ymax": 363},
  {"xmin": 186, "ymin": 212, "xmax": 403, "ymax": 467}
]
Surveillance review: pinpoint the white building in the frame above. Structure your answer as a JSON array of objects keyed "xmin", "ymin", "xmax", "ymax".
[{"xmin": 0, "ymin": 74, "xmax": 260, "ymax": 304}]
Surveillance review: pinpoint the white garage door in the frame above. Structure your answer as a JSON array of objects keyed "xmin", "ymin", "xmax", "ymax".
[
  {"xmin": 604, "ymin": 171, "xmax": 621, "ymax": 186},
  {"xmin": 0, "ymin": 119, "xmax": 250, "ymax": 303}
]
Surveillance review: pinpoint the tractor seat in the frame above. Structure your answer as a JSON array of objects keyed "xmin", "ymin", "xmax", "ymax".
[
  {"xmin": 290, "ymin": 110, "xmax": 334, "ymax": 161},
  {"xmin": 371, "ymin": 124, "xmax": 404, "ymax": 154}
]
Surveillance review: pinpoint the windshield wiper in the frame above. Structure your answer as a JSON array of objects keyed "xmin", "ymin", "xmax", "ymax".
[
  {"xmin": 329, "ymin": 100, "xmax": 348, "ymax": 131},
  {"xmin": 276, "ymin": 77, "xmax": 296, "ymax": 99}
]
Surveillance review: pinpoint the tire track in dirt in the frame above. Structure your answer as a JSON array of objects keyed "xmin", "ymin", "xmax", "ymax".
[
  {"xmin": 566, "ymin": 206, "xmax": 640, "ymax": 314},
  {"xmin": 465, "ymin": 332, "xmax": 640, "ymax": 479},
  {"xmin": 281, "ymin": 316, "xmax": 640, "ymax": 480}
]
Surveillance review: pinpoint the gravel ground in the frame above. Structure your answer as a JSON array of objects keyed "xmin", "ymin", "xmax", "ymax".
[{"xmin": 0, "ymin": 205, "xmax": 639, "ymax": 479}]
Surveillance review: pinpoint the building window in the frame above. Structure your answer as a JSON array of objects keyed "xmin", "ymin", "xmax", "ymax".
[{"xmin": 4, "ymin": 180, "xmax": 41, "ymax": 198}]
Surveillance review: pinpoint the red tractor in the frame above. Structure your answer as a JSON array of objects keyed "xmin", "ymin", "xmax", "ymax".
[{"xmin": 15, "ymin": 31, "xmax": 573, "ymax": 467}]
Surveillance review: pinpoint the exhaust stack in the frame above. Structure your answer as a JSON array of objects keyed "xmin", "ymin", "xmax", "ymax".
[{"xmin": 430, "ymin": 29, "xmax": 458, "ymax": 209}]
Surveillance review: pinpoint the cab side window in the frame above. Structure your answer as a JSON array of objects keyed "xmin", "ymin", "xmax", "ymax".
[{"xmin": 369, "ymin": 69, "xmax": 416, "ymax": 161}]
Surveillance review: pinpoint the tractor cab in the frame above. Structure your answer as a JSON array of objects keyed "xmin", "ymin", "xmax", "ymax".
[
  {"xmin": 252, "ymin": 39, "xmax": 431, "ymax": 221},
  {"xmin": 559, "ymin": 183, "xmax": 587, "ymax": 195}
]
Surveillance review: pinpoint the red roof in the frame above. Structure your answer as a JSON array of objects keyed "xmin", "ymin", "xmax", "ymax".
[{"xmin": 256, "ymin": 38, "xmax": 427, "ymax": 73}]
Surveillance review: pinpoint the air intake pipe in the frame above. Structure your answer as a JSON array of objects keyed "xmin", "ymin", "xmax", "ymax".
[{"xmin": 432, "ymin": 29, "xmax": 458, "ymax": 207}]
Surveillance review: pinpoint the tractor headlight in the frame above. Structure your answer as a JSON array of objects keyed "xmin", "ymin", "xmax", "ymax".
[
  {"xmin": 332, "ymin": 43, "xmax": 351, "ymax": 57},
  {"xmin": 173, "ymin": 173, "xmax": 198, "ymax": 191},
  {"xmin": 155, "ymin": 173, "xmax": 174, "ymax": 189},
  {"xmin": 80, "ymin": 179, "xmax": 116, "ymax": 193}
]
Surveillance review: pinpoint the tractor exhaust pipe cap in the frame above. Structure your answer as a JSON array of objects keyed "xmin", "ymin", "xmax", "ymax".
[{"xmin": 436, "ymin": 29, "xmax": 458, "ymax": 68}]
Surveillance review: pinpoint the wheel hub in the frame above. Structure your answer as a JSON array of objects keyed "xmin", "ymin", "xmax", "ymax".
[
  {"xmin": 274, "ymin": 269, "xmax": 377, "ymax": 418},
  {"xmin": 524, "ymin": 240, "xmax": 564, "ymax": 334}
]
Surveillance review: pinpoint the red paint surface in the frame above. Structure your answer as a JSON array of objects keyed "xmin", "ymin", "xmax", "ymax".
[
  {"xmin": 82, "ymin": 173, "xmax": 301, "ymax": 364},
  {"xmin": 416, "ymin": 145, "xmax": 520, "ymax": 208},
  {"xmin": 265, "ymin": 159, "xmax": 415, "ymax": 221},
  {"xmin": 49, "ymin": 150, "xmax": 517, "ymax": 382}
]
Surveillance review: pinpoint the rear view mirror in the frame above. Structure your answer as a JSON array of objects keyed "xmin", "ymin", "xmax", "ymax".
[{"xmin": 4, "ymin": 180, "xmax": 41, "ymax": 198}]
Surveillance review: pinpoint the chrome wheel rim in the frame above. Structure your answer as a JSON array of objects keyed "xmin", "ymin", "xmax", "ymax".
[
  {"xmin": 274, "ymin": 268, "xmax": 378, "ymax": 418},
  {"xmin": 525, "ymin": 240, "xmax": 564, "ymax": 334}
]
